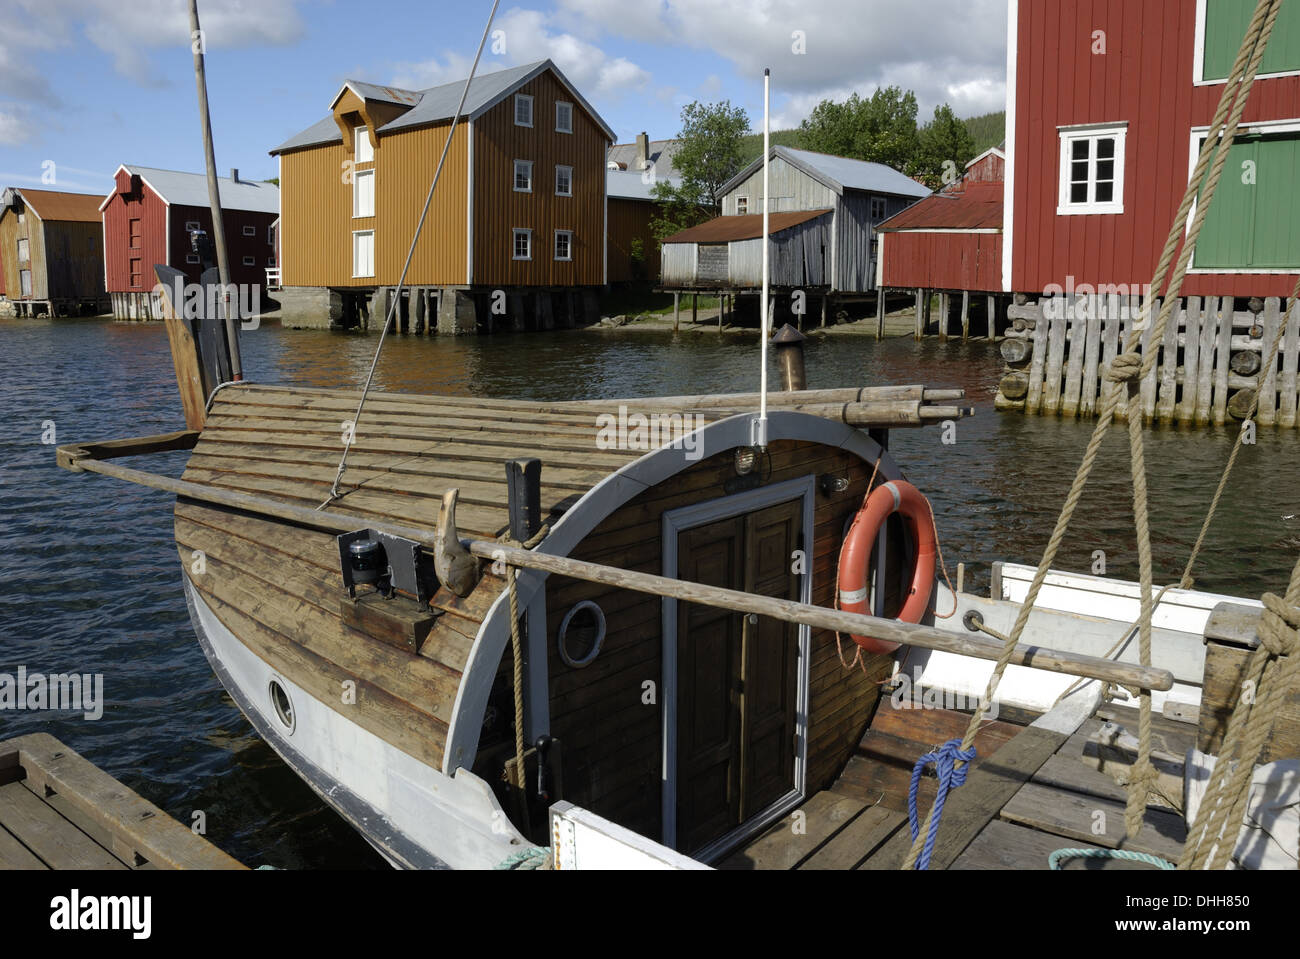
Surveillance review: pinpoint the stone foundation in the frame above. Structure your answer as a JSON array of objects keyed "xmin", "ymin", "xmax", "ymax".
[{"xmin": 277, "ymin": 286, "xmax": 344, "ymax": 330}]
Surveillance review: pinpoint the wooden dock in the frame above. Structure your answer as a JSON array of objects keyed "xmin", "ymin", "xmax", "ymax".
[
  {"xmin": 0, "ymin": 733, "xmax": 244, "ymax": 870},
  {"xmin": 718, "ymin": 701, "xmax": 1194, "ymax": 870},
  {"xmin": 996, "ymin": 294, "xmax": 1300, "ymax": 428}
]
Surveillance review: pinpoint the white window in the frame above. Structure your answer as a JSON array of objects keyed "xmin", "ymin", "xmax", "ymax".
[
  {"xmin": 242, "ymin": 225, "xmax": 255, "ymax": 236},
  {"xmin": 556, "ymin": 101, "xmax": 573, "ymax": 134},
  {"xmin": 16, "ymin": 238, "xmax": 28, "ymax": 262},
  {"xmin": 735, "ymin": 197, "xmax": 748, "ymax": 215},
  {"xmin": 354, "ymin": 169, "xmax": 375, "ymax": 217},
  {"xmin": 354, "ymin": 125, "xmax": 374, "ymax": 163},
  {"xmin": 870, "ymin": 197, "xmax": 887, "ymax": 220},
  {"xmin": 185, "ymin": 220, "xmax": 200, "ymax": 232},
  {"xmin": 186, "ymin": 254, "xmax": 200, "ymax": 264},
  {"xmin": 514, "ymin": 160, "xmax": 533, "ymax": 193},
  {"xmin": 20, "ymin": 269, "xmax": 32, "ymax": 296},
  {"xmin": 353, "ymin": 230, "xmax": 375, "ymax": 277},
  {"xmin": 242, "ymin": 256, "xmax": 255, "ymax": 266},
  {"xmin": 554, "ymin": 230, "xmax": 573, "ymax": 261},
  {"xmin": 515, "ymin": 94, "xmax": 533, "ymax": 128},
  {"xmin": 555, "ymin": 165, "xmax": 573, "ymax": 197},
  {"xmin": 513, "ymin": 228, "xmax": 532, "ymax": 260},
  {"xmin": 1057, "ymin": 124, "xmax": 1127, "ymax": 215}
]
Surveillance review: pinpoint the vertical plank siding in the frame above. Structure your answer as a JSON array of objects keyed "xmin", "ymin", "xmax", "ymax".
[
  {"xmin": 997, "ymin": 294, "xmax": 1300, "ymax": 429},
  {"xmin": 472, "ymin": 70, "xmax": 606, "ymax": 287},
  {"xmin": 879, "ymin": 232, "xmax": 1003, "ymax": 292},
  {"xmin": 606, "ymin": 197, "xmax": 662, "ymax": 284},
  {"xmin": 103, "ymin": 174, "xmax": 168, "ymax": 293}
]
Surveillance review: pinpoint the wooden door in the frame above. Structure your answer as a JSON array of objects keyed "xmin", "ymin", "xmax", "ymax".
[{"xmin": 675, "ymin": 499, "xmax": 802, "ymax": 854}]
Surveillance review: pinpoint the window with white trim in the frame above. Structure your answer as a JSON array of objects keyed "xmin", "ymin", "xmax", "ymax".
[
  {"xmin": 1198, "ymin": 0, "xmax": 1300, "ymax": 83},
  {"xmin": 554, "ymin": 230, "xmax": 573, "ymax": 261},
  {"xmin": 242, "ymin": 225, "xmax": 256, "ymax": 236},
  {"xmin": 1057, "ymin": 125, "xmax": 1126, "ymax": 215},
  {"xmin": 735, "ymin": 196, "xmax": 748, "ymax": 215},
  {"xmin": 515, "ymin": 94, "xmax": 533, "ymax": 128},
  {"xmin": 514, "ymin": 160, "xmax": 533, "ymax": 193},
  {"xmin": 16, "ymin": 238, "xmax": 28, "ymax": 263},
  {"xmin": 242, "ymin": 256, "xmax": 255, "ymax": 266},
  {"xmin": 513, "ymin": 228, "xmax": 532, "ymax": 260},
  {"xmin": 353, "ymin": 230, "xmax": 374, "ymax": 277},
  {"xmin": 186, "ymin": 254, "xmax": 200, "ymax": 265},
  {"xmin": 555, "ymin": 165, "xmax": 573, "ymax": 197},
  {"xmin": 354, "ymin": 169, "xmax": 375, "ymax": 217},
  {"xmin": 185, "ymin": 220, "xmax": 200, "ymax": 232},
  {"xmin": 556, "ymin": 101, "xmax": 573, "ymax": 133},
  {"xmin": 354, "ymin": 125, "xmax": 374, "ymax": 163}
]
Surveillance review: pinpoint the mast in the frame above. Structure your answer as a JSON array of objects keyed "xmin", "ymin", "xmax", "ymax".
[
  {"xmin": 756, "ymin": 68, "xmax": 771, "ymax": 449},
  {"xmin": 188, "ymin": 0, "xmax": 242, "ymax": 381}
]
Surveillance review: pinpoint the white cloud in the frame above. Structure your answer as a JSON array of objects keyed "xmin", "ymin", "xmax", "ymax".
[
  {"xmin": 391, "ymin": 7, "xmax": 652, "ymax": 105},
  {"xmin": 0, "ymin": 108, "xmax": 33, "ymax": 146}
]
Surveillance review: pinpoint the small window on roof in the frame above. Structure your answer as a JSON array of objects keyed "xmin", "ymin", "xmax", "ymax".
[{"xmin": 515, "ymin": 94, "xmax": 534, "ymax": 128}]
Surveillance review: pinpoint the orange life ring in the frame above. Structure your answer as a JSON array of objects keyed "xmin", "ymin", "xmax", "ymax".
[{"xmin": 837, "ymin": 479, "xmax": 937, "ymax": 654}]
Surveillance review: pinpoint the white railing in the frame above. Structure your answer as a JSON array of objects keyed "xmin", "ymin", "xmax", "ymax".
[{"xmin": 265, "ymin": 267, "xmax": 282, "ymax": 291}]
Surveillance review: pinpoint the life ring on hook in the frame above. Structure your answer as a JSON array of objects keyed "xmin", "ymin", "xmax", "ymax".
[{"xmin": 836, "ymin": 480, "xmax": 937, "ymax": 654}]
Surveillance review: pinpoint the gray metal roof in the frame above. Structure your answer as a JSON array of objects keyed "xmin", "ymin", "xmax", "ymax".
[
  {"xmin": 123, "ymin": 165, "xmax": 279, "ymax": 214},
  {"xmin": 722, "ymin": 146, "xmax": 931, "ymax": 200},
  {"xmin": 271, "ymin": 59, "xmax": 615, "ymax": 155},
  {"xmin": 606, "ymin": 169, "xmax": 680, "ymax": 201},
  {"xmin": 607, "ymin": 138, "xmax": 681, "ymax": 179}
]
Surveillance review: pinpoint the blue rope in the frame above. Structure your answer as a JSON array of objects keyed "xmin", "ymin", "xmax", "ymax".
[
  {"xmin": 907, "ymin": 737, "xmax": 977, "ymax": 870},
  {"xmin": 493, "ymin": 846, "xmax": 551, "ymax": 870},
  {"xmin": 1049, "ymin": 848, "xmax": 1176, "ymax": 870}
]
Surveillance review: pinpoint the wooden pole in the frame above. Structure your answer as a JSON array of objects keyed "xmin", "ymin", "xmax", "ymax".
[
  {"xmin": 188, "ymin": 0, "xmax": 241, "ymax": 381},
  {"xmin": 961, "ymin": 290, "xmax": 970, "ymax": 340},
  {"xmin": 691, "ymin": 293, "xmax": 698, "ymax": 326},
  {"xmin": 673, "ymin": 292, "xmax": 680, "ymax": 331},
  {"xmin": 987, "ymin": 294, "xmax": 996, "ymax": 340},
  {"xmin": 914, "ymin": 288, "xmax": 924, "ymax": 340},
  {"xmin": 876, "ymin": 288, "xmax": 886, "ymax": 339},
  {"xmin": 939, "ymin": 292, "xmax": 950, "ymax": 342}
]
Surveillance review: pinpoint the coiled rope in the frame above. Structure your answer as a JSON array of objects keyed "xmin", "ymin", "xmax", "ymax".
[{"xmin": 1049, "ymin": 848, "xmax": 1175, "ymax": 871}]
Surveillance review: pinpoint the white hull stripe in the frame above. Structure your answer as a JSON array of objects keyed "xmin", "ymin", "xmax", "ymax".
[{"xmin": 839, "ymin": 587, "xmax": 869, "ymax": 605}]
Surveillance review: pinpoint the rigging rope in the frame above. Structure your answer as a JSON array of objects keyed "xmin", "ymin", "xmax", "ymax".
[
  {"xmin": 318, "ymin": 0, "xmax": 503, "ymax": 509},
  {"xmin": 899, "ymin": 0, "xmax": 1284, "ymax": 870},
  {"xmin": 504, "ymin": 524, "xmax": 551, "ymax": 790}
]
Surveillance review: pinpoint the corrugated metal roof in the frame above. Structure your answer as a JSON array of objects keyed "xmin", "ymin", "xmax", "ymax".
[
  {"xmin": 124, "ymin": 166, "xmax": 280, "ymax": 214},
  {"xmin": 721, "ymin": 146, "xmax": 931, "ymax": 200},
  {"xmin": 662, "ymin": 209, "xmax": 833, "ymax": 244},
  {"xmin": 875, "ymin": 181, "xmax": 1002, "ymax": 232},
  {"xmin": 5, "ymin": 188, "xmax": 103, "ymax": 222},
  {"xmin": 606, "ymin": 169, "xmax": 680, "ymax": 201},
  {"xmin": 607, "ymin": 138, "xmax": 680, "ymax": 178},
  {"xmin": 271, "ymin": 59, "xmax": 615, "ymax": 155},
  {"xmin": 338, "ymin": 80, "xmax": 422, "ymax": 106}
]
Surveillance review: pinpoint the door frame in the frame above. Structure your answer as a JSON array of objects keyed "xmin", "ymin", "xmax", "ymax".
[{"xmin": 659, "ymin": 475, "xmax": 816, "ymax": 858}]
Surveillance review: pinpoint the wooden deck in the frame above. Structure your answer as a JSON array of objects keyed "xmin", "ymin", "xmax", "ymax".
[
  {"xmin": 0, "ymin": 734, "xmax": 244, "ymax": 870},
  {"xmin": 720, "ymin": 701, "xmax": 1196, "ymax": 870}
]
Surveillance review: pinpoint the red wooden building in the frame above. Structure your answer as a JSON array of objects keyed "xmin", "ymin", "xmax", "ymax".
[
  {"xmin": 100, "ymin": 165, "xmax": 279, "ymax": 320},
  {"xmin": 1004, "ymin": 0, "xmax": 1299, "ymax": 299}
]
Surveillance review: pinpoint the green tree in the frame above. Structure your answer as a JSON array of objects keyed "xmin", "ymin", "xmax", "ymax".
[
  {"xmin": 914, "ymin": 104, "xmax": 978, "ymax": 189},
  {"xmin": 798, "ymin": 87, "xmax": 920, "ymax": 172},
  {"xmin": 648, "ymin": 98, "xmax": 750, "ymax": 239}
]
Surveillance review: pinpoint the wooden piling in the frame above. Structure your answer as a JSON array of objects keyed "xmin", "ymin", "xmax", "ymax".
[
  {"xmin": 1080, "ymin": 294, "xmax": 1102, "ymax": 417},
  {"xmin": 1213, "ymin": 297, "xmax": 1232, "ymax": 426},
  {"xmin": 1156, "ymin": 301, "xmax": 1180, "ymax": 424},
  {"xmin": 673, "ymin": 292, "xmax": 680, "ymax": 331},
  {"xmin": 1258, "ymin": 297, "xmax": 1280, "ymax": 427},
  {"xmin": 1179, "ymin": 297, "xmax": 1202, "ymax": 425},
  {"xmin": 961, "ymin": 290, "xmax": 970, "ymax": 340},
  {"xmin": 914, "ymin": 289, "xmax": 924, "ymax": 341},
  {"xmin": 1196, "ymin": 296, "xmax": 1218, "ymax": 426},
  {"xmin": 876, "ymin": 288, "xmax": 886, "ymax": 339},
  {"xmin": 987, "ymin": 294, "xmax": 997, "ymax": 340},
  {"xmin": 1280, "ymin": 298, "xmax": 1299, "ymax": 429},
  {"xmin": 1027, "ymin": 301, "xmax": 1048, "ymax": 414},
  {"xmin": 939, "ymin": 292, "xmax": 950, "ymax": 342},
  {"xmin": 1042, "ymin": 299, "xmax": 1067, "ymax": 415},
  {"xmin": 691, "ymin": 293, "xmax": 698, "ymax": 327},
  {"xmin": 1062, "ymin": 295, "xmax": 1086, "ymax": 418}
]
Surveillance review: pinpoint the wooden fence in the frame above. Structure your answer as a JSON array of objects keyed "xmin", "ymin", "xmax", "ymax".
[{"xmin": 995, "ymin": 295, "xmax": 1299, "ymax": 427}]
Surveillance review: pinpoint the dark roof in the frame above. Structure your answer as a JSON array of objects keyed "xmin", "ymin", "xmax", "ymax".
[
  {"xmin": 875, "ymin": 181, "xmax": 1003, "ymax": 232},
  {"xmin": 663, "ymin": 209, "xmax": 833, "ymax": 244},
  {"xmin": 271, "ymin": 59, "xmax": 614, "ymax": 155}
]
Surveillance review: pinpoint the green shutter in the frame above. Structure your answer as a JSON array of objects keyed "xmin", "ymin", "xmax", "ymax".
[
  {"xmin": 1204, "ymin": 0, "xmax": 1300, "ymax": 81},
  {"xmin": 1196, "ymin": 133, "xmax": 1300, "ymax": 270}
]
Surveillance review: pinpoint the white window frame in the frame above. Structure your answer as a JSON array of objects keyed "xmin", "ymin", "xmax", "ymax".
[
  {"xmin": 514, "ymin": 94, "xmax": 534, "ymax": 128},
  {"xmin": 735, "ymin": 196, "xmax": 749, "ymax": 215},
  {"xmin": 1057, "ymin": 123, "xmax": 1127, "ymax": 216},
  {"xmin": 554, "ymin": 229, "xmax": 573, "ymax": 261},
  {"xmin": 186, "ymin": 254, "xmax": 200, "ymax": 265},
  {"xmin": 353, "ymin": 168, "xmax": 375, "ymax": 218},
  {"xmin": 185, "ymin": 220, "xmax": 200, "ymax": 232},
  {"xmin": 513, "ymin": 228, "xmax": 532, "ymax": 261},
  {"xmin": 514, "ymin": 160, "xmax": 533, "ymax": 193},
  {"xmin": 354, "ymin": 124, "xmax": 374, "ymax": 162},
  {"xmin": 242, "ymin": 255, "xmax": 256, "ymax": 267},
  {"xmin": 1186, "ymin": 119, "xmax": 1300, "ymax": 274},
  {"xmin": 555, "ymin": 165, "xmax": 573, "ymax": 197},
  {"xmin": 352, "ymin": 229, "xmax": 375, "ymax": 278},
  {"xmin": 555, "ymin": 101, "xmax": 573, "ymax": 134},
  {"xmin": 20, "ymin": 269, "xmax": 32, "ymax": 296},
  {"xmin": 242, "ymin": 225, "xmax": 256, "ymax": 237},
  {"xmin": 1194, "ymin": 0, "xmax": 1300, "ymax": 86},
  {"xmin": 16, "ymin": 237, "xmax": 29, "ymax": 262}
]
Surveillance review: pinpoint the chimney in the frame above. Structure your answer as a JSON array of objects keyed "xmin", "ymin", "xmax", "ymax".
[
  {"xmin": 230, "ymin": 168, "xmax": 239, "ymax": 183},
  {"xmin": 635, "ymin": 132, "xmax": 649, "ymax": 171}
]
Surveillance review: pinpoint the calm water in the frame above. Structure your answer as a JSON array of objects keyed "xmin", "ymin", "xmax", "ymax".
[{"xmin": 1, "ymin": 315, "xmax": 1297, "ymax": 868}]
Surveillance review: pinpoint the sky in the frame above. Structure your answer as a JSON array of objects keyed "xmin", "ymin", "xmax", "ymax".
[{"xmin": 0, "ymin": 0, "xmax": 1009, "ymax": 197}]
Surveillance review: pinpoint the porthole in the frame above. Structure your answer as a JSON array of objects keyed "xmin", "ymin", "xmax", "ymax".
[
  {"xmin": 268, "ymin": 678, "xmax": 296, "ymax": 734},
  {"xmin": 557, "ymin": 601, "xmax": 606, "ymax": 669}
]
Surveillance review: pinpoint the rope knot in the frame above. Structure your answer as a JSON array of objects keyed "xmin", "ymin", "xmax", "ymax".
[
  {"xmin": 906, "ymin": 738, "xmax": 977, "ymax": 870},
  {"xmin": 1106, "ymin": 352, "xmax": 1143, "ymax": 383},
  {"xmin": 1258, "ymin": 592, "xmax": 1300, "ymax": 657}
]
